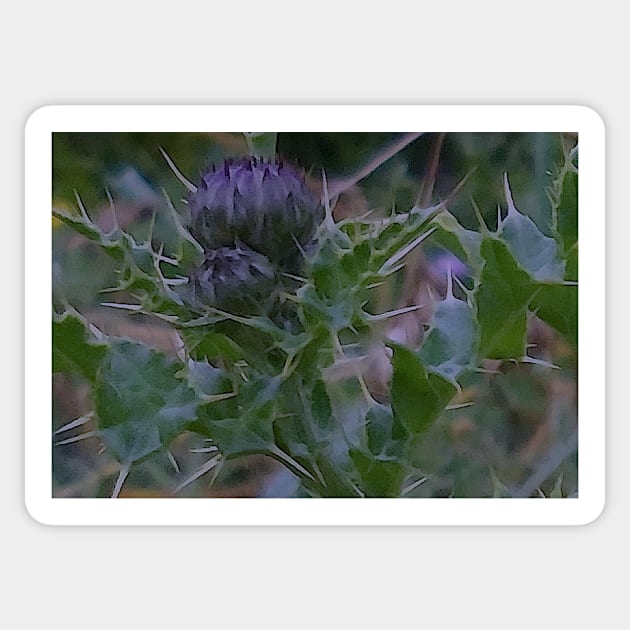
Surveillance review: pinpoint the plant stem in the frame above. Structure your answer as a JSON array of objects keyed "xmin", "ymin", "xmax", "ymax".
[{"xmin": 243, "ymin": 132, "xmax": 278, "ymax": 160}]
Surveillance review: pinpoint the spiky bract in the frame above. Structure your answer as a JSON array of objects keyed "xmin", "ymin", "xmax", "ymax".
[{"xmin": 188, "ymin": 158, "xmax": 323, "ymax": 264}]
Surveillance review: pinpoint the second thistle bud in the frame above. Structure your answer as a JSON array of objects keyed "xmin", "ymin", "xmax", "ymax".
[{"xmin": 186, "ymin": 244, "xmax": 277, "ymax": 314}]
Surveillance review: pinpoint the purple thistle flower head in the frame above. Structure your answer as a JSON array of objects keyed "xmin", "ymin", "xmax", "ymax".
[{"xmin": 188, "ymin": 158, "xmax": 323, "ymax": 263}]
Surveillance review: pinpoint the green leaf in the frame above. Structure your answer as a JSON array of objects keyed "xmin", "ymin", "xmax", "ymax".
[
  {"xmin": 430, "ymin": 210, "xmax": 483, "ymax": 273},
  {"xmin": 197, "ymin": 376, "xmax": 281, "ymax": 458},
  {"xmin": 95, "ymin": 340, "xmax": 199, "ymax": 464},
  {"xmin": 556, "ymin": 169, "xmax": 578, "ymax": 253},
  {"xmin": 501, "ymin": 175, "xmax": 565, "ymax": 283},
  {"xmin": 186, "ymin": 359, "xmax": 233, "ymax": 399},
  {"xmin": 533, "ymin": 288, "xmax": 577, "ymax": 348},
  {"xmin": 419, "ymin": 285, "xmax": 477, "ymax": 381},
  {"xmin": 349, "ymin": 448, "xmax": 407, "ymax": 497},
  {"xmin": 532, "ymin": 246, "xmax": 578, "ymax": 348},
  {"xmin": 389, "ymin": 344, "xmax": 457, "ymax": 434},
  {"xmin": 550, "ymin": 475, "xmax": 565, "ymax": 498},
  {"xmin": 184, "ymin": 330, "xmax": 245, "ymax": 362},
  {"xmin": 476, "ymin": 238, "xmax": 537, "ymax": 359},
  {"xmin": 53, "ymin": 310, "xmax": 107, "ymax": 381},
  {"xmin": 365, "ymin": 404, "xmax": 406, "ymax": 458},
  {"xmin": 547, "ymin": 145, "xmax": 578, "ymax": 254},
  {"xmin": 311, "ymin": 380, "xmax": 333, "ymax": 433}
]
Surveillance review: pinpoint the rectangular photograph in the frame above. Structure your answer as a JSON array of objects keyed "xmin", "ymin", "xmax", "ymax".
[{"xmin": 26, "ymin": 106, "xmax": 605, "ymax": 524}]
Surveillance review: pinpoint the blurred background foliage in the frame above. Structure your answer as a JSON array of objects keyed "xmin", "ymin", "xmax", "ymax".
[{"xmin": 52, "ymin": 131, "xmax": 577, "ymax": 498}]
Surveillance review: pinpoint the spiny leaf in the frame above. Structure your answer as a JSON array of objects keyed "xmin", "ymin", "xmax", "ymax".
[
  {"xmin": 95, "ymin": 340, "xmax": 199, "ymax": 465},
  {"xmin": 532, "ymin": 247, "xmax": 578, "ymax": 347},
  {"xmin": 547, "ymin": 143, "xmax": 578, "ymax": 253},
  {"xmin": 53, "ymin": 310, "xmax": 107, "ymax": 382},
  {"xmin": 427, "ymin": 210, "xmax": 483, "ymax": 273},
  {"xmin": 419, "ymin": 280, "xmax": 477, "ymax": 381},
  {"xmin": 389, "ymin": 343, "xmax": 457, "ymax": 435},
  {"xmin": 476, "ymin": 238, "xmax": 537, "ymax": 359},
  {"xmin": 194, "ymin": 376, "xmax": 282, "ymax": 458},
  {"xmin": 183, "ymin": 330, "xmax": 245, "ymax": 362},
  {"xmin": 349, "ymin": 448, "xmax": 407, "ymax": 497},
  {"xmin": 365, "ymin": 404, "xmax": 406, "ymax": 458},
  {"xmin": 501, "ymin": 175, "xmax": 565, "ymax": 283}
]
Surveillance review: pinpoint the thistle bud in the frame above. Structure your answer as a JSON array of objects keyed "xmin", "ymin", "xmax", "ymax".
[
  {"xmin": 188, "ymin": 158, "xmax": 323, "ymax": 263},
  {"xmin": 185, "ymin": 244, "xmax": 277, "ymax": 314}
]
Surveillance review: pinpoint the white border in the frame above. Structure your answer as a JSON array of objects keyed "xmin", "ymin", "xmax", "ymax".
[{"xmin": 25, "ymin": 106, "xmax": 605, "ymax": 526}]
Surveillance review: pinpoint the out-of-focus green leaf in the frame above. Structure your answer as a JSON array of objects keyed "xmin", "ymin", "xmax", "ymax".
[
  {"xmin": 419, "ymin": 287, "xmax": 477, "ymax": 381},
  {"xmin": 430, "ymin": 210, "xmax": 483, "ymax": 273},
  {"xmin": 389, "ymin": 344, "xmax": 456, "ymax": 434},
  {"xmin": 349, "ymin": 448, "xmax": 407, "ymax": 497},
  {"xmin": 198, "ymin": 376, "xmax": 281, "ymax": 458},
  {"xmin": 186, "ymin": 359, "xmax": 233, "ymax": 399},
  {"xmin": 548, "ymin": 145, "xmax": 578, "ymax": 254},
  {"xmin": 311, "ymin": 380, "xmax": 333, "ymax": 433},
  {"xmin": 476, "ymin": 238, "xmax": 537, "ymax": 359},
  {"xmin": 185, "ymin": 330, "xmax": 245, "ymax": 362},
  {"xmin": 95, "ymin": 340, "xmax": 199, "ymax": 464},
  {"xmin": 550, "ymin": 475, "xmax": 565, "ymax": 498},
  {"xmin": 53, "ymin": 310, "xmax": 107, "ymax": 382},
  {"xmin": 501, "ymin": 176, "xmax": 565, "ymax": 283},
  {"xmin": 532, "ymin": 247, "xmax": 578, "ymax": 347},
  {"xmin": 556, "ymin": 168, "xmax": 578, "ymax": 253}
]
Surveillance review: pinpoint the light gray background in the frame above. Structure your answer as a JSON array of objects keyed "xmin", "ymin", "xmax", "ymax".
[{"xmin": 7, "ymin": 2, "xmax": 626, "ymax": 628}]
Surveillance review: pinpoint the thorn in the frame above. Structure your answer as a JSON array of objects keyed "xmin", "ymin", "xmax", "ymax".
[
  {"xmin": 320, "ymin": 168, "xmax": 336, "ymax": 229},
  {"xmin": 473, "ymin": 366, "xmax": 501, "ymax": 375},
  {"xmin": 311, "ymin": 461, "xmax": 327, "ymax": 488},
  {"xmin": 268, "ymin": 446, "xmax": 316, "ymax": 481},
  {"xmin": 365, "ymin": 281, "xmax": 384, "ymax": 290},
  {"xmin": 99, "ymin": 286, "xmax": 125, "ymax": 294},
  {"xmin": 445, "ymin": 263, "xmax": 454, "ymax": 300},
  {"xmin": 452, "ymin": 273, "xmax": 471, "ymax": 297},
  {"xmin": 470, "ymin": 196, "xmax": 490, "ymax": 236},
  {"xmin": 199, "ymin": 391, "xmax": 238, "ymax": 404},
  {"xmin": 291, "ymin": 233, "xmax": 307, "ymax": 259},
  {"xmin": 166, "ymin": 449, "xmax": 180, "ymax": 473},
  {"xmin": 101, "ymin": 302, "xmax": 143, "ymax": 311},
  {"xmin": 55, "ymin": 430, "xmax": 100, "ymax": 446},
  {"xmin": 54, "ymin": 412, "xmax": 94, "ymax": 435},
  {"xmin": 189, "ymin": 446, "xmax": 219, "ymax": 454},
  {"xmin": 377, "ymin": 226, "xmax": 437, "ymax": 275},
  {"xmin": 159, "ymin": 146, "xmax": 197, "ymax": 193},
  {"xmin": 401, "ymin": 476, "xmax": 429, "ymax": 496},
  {"xmin": 520, "ymin": 356, "xmax": 561, "ymax": 369},
  {"xmin": 378, "ymin": 261, "xmax": 407, "ymax": 278},
  {"xmin": 146, "ymin": 207, "xmax": 157, "ymax": 246},
  {"xmin": 111, "ymin": 466, "xmax": 130, "ymax": 499},
  {"xmin": 503, "ymin": 172, "xmax": 519, "ymax": 216},
  {"xmin": 173, "ymin": 455, "xmax": 222, "ymax": 495},
  {"xmin": 73, "ymin": 190, "xmax": 92, "ymax": 223},
  {"xmin": 445, "ymin": 402, "xmax": 474, "ymax": 411},
  {"xmin": 104, "ymin": 188, "xmax": 120, "ymax": 232},
  {"xmin": 280, "ymin": 271, "xmax": 307, "ymax": 283},
  {"xmin": 364, "ymin": 303, "xmax": 424, "ymax": 323}
]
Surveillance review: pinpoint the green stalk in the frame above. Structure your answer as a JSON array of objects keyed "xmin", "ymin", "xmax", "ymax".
[{"xmin": 243, "ymin": 132, "xmax": 278, "ymax": 160}]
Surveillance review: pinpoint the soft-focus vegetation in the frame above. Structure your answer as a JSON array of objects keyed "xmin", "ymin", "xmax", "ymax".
[{"xmin": 52, "ymin": 132, "xmax": 577, "ymax": 498}]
